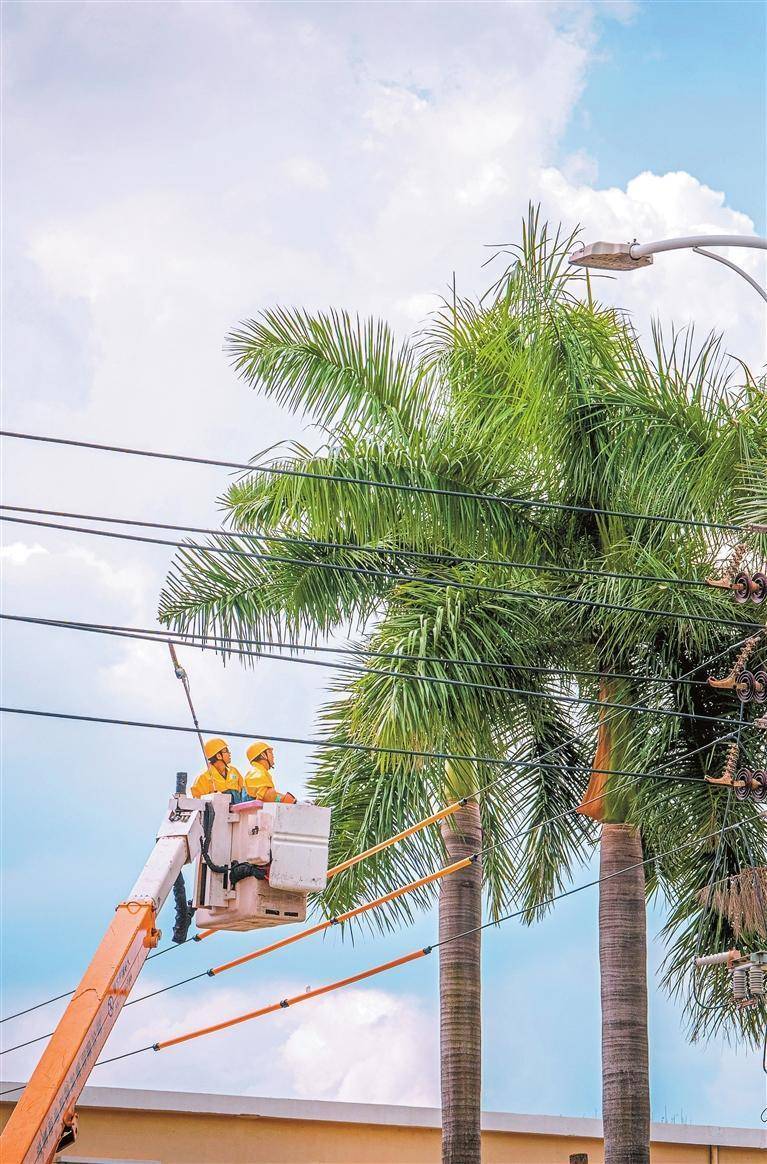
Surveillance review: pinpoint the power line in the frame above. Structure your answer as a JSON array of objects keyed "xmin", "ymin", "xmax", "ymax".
[
  {"xmin": 434, "ymin": 819, "xmax": 752, "ymax": 949},
  {"xmin": 0, "ymin": 613, "xmax": 719, "ymax": 689},
  {"xmin": 1, "ymin": 621, "xmax": 750, "ymax": 1034},
  {"xmin": 1, "ymin": 816, "xmax": 746, "ymax": 1085},
  {"xmin": 0, "ymin": 725, "xmax": 734, "ymax": 1032},
  {"xmin": 5, "ymin": 614, "xmax": 730, "ymax": 715},
  {"xmin": 0, "ymin": 702, "xmax": 759, "ymax": 766},
  {"xmin": 2, "ymin": 741, "xmax": 724, "ymax": 1055},
  {"xmin": 1, "ymin": 513, "xmax": 758, "ymax": 633},
  {"xmin": 0, "ymin": 429, "xmax": 749, "ymax": 535},
  {"xmin": 0, "ymin": 505, "xmax": 718, "ymax": 591}
]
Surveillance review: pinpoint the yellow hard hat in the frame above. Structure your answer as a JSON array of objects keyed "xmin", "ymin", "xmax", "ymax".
[
  {"xmin": 204, "ymin": 737, "xmax": 229, "ymax": 760},
  {"xmin": 246, "ymin": 740, "xmax": 271, "ymax": 764}
]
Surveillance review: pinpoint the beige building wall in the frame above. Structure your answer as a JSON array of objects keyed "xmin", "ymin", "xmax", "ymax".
[{"xmin": 1, "ymin": 1085, "xmax": 764, "ymax": 1164}]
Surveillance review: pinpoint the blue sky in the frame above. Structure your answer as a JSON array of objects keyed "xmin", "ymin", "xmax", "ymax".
[
  {"xmin": 2, "ymin": 0, "xmax": 766, "ymax": 1131},
  {"xmin": 560, "ymin": 1, "xmax": 766, "ymax": 233}
]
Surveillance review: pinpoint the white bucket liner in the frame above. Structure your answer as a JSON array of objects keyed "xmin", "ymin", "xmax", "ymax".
[{"xmin": 264, "ymin": 801, "xmax": 331, "ymax": 892}]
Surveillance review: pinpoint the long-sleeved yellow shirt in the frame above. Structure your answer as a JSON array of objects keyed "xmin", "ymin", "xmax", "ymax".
[
  {"xmin": 191, "ymin": 765, "xmax": 244, "ymax": 800},
  {"xmin": 243, "ymin": 759, "xmax": 282, "ymax": 802}
]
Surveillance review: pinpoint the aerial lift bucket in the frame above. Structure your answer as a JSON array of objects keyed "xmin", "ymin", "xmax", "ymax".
[{"xmin": 194, "ymin": 795, "xmax": 331, "ymax": 933}]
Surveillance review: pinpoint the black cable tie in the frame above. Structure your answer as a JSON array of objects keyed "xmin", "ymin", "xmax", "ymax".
[
  {"xmin": 193, "ymin": 934, "xmax": 202, "ymax": 941},
  {"xmin": 423, "ymin": 946, "xmax": 433, "ymax": 955},
  {"xmin": 152, "ymin": 1043, "xmax": 160, "ymax": 1052},
  {"xmin": 329, "ymin": 917, "xmax": 339, "ymax": 925},
  {"xmin": 469, "ymin": 853, "xmax": 479, "ymax": 863},
  {"xmin": 279, "ymin": 999, "xmax": 289, "ymax": 1008},
  {"xmin": 459, "ymin": 797, "xmax": 468, "ymax": 806},
  {"xmin": 206, "ymin": 969, "xmax": 214, "ymax": 977}
]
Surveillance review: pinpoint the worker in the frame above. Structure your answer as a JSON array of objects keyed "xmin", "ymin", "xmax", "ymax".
[
  {"xmin": 191, "ymin": 738, "xmax": 245, "ymax": 801},
  {"xmin": 243, "ymin": 741, "xmax": 297, "ymax": 803}
]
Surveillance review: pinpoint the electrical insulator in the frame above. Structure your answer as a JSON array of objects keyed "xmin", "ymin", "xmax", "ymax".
[
  {"xmin": 733, "ymin": 572, "xmax": 753, "ymax": 603},
  {"xmin": 752, "ymin": 572, "xmax": 767, "ymax": 605},
  {"xmin": 748, "ymin": 965, "xmax": 765, "ymax": 996},
  {"xmin": 732, "ymin": 966, "xmax": 749, "ymax": 1001},
  {"xmin": 735, "ymin": 769, "xmax": 755, "ymax": 802},
  {"xmin": 736, "ymin": 671, "xmax": 756, "ymax": 702}
]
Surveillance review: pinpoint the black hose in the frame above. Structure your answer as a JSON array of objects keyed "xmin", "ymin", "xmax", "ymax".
[
  {"xmin": 200, "ymin": 801, "xmax": 229, "ymax": 877},
  {"xmin": 171, "ymin": 872, "xmax": 193, "ymax": 944},
  {"xmin": 229, "ymin": 861, "xmax": 268, "ymax": 887}
]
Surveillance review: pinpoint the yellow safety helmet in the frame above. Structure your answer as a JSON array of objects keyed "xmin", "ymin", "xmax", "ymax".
[
  {"xmin": 246, "ymin": 740, "xmax": 271, "ymax": 764},
  {"xmin": 204, "ymin": 737, "xmax": 229, "ymax": 760}
]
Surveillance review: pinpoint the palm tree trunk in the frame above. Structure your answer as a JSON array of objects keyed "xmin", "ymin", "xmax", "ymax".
[
  {"xmin": 599, "ymin": 822, "xmax": 650, "ymax": 1164},
  {"xmin": 439, "ymin": 800, "xmax": 482, "ymax": 1164}
]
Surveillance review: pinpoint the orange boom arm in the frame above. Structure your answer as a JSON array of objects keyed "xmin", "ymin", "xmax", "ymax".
[
  {"xmin": 1, "ymin": 793, "xmax": 203, "ymax": 1164},
  {"xmin": 1, "ymin": 903, "xmax": 157, "ymax": 1163}
]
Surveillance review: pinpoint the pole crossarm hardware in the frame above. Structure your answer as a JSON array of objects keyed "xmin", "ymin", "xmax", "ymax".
[{"xmin": 569, "ymin": 234, "xmax": 767, "ymax": 303}]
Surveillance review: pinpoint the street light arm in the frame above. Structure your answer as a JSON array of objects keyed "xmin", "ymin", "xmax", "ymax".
[
  {"xmin": 630, "ymin": 235, "xmax": 767, "ymax": 259},
  {"xmin": 692, "ymin": 247, "xmax": 767, "ymax": 304}
]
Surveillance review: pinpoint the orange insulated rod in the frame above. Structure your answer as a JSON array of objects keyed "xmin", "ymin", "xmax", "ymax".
[{"xmin": 155, "ymin": 947, "xmax": 430, "ymax": 1052}]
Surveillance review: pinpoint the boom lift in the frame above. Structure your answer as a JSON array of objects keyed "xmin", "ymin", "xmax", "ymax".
[{"xmin": 1, "ymin": 786, "xmax": 330, "ymax": 1164}]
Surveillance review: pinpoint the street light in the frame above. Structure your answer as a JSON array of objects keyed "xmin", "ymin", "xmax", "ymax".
[{"xmin": 569, "ymin": 234, "xmax": 767, "ymax": 303}]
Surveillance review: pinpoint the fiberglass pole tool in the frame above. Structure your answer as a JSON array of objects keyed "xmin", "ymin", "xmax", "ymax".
[{"xmin": 168, "ymin": 640, "xmax": 208, "ymax": 769}]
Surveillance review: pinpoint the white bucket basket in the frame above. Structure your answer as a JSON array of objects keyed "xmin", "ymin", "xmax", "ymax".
[{"xmin": 194, "ymin": 797, "xmax": 331, "ymax": 933}]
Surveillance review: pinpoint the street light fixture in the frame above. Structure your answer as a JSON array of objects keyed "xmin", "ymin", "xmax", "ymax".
[{"xmin": 569, "ymin": 234, "xmax": 767, "ymax": 303}]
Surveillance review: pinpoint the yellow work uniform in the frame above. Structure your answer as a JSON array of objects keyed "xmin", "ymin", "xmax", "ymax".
[
  {"xmin": 243, "ymin": 760, "xmax": 285, "ymax": 802},
  {"xmin": 191, "ymin": 765, "xmax": 244, "ymax": 800}
]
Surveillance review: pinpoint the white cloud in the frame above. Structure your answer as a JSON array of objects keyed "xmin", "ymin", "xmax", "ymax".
[
  {"xmin": 282, "ymin": 157, "xmax": 330, "ymax": 191},
  {"xmin": 539, "ymin": 168, "xmax": 765, "ymax": 366},
  {"xmin": 279, "ymin": 988, "xmax": 437, "ymax": 1104},
  {"xmin": 0, "ymin": 542, "xmax": 48, "ymax": 566},
  {"xmin": 0, "ymin": 975, "xmax": 437, "ymax": 1106},
  {"xmin": 560, "ymin": 149, "xmax": 599, "ymax": 186}
]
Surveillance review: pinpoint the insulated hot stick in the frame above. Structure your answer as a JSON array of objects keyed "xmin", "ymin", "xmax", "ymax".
[{"xmin": 167, "ymin": 642, "xmax": 208, "ymax": 771}]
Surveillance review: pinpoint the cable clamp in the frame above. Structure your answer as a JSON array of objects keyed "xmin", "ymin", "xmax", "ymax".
[
  {"xmin": 206, "ymin": 969, "xmax": 215, "ymax": 977},
  {"xmin": 459, "ymin": 797, "xmax": 468, "ymax": 807},
  {"xmin": 329, "ymin": 917, "xmax": 339, "ymax": 925},
  {"xmin": 422, "ymin": 946, "xmax": 433, "ymax": 955},
  {"xmin": 152, "ymin": 1043, "xmax": 160, "ymax": 1052},
  {"xmin": 279, "ymin": 999, "xmax": 289, "ymax": 1008}
]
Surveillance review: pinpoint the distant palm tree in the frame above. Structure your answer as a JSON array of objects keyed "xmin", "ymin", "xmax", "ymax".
[{"xmin": 160, "ymin": 213, "xmax": 767, "ymax": 1164}]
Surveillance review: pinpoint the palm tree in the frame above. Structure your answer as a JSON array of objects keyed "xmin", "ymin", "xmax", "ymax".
[
  {"xmin": 159, "ymin": 271, "xmax": 590, "ymax": 1164},
  {"xmin": 430, "ymin": 235, "xmax": 767, "ymax": 1160},
  {"xmin": 159, "ymin": 213, "xmax": 767, "ymax": 1163}
]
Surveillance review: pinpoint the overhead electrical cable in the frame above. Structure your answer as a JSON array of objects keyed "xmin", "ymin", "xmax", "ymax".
[
  {"xmin": 0, "ymin": 505, "xmax": 718, "ymax": 591},
  {"xmin": 1, "ymin": 621, "xmax": 751, "ymax": 1030},
  {"xmin": 678, "ymin": 632, "xmax": 766, "ymax": 680},
  {"xmin": 0, "ymin": 613, "xmax": 717, "ymax": 689},
  {"xmin": 2, "ymin": 805, "xmax": 748, "ymax": 1062},
  {"xmin": 3, "ymin": 613, "xmax": 726, "ymax": 711},
  {"xmin": 0, "ymin": 729, "xmax": 735, "ymax": 1034},
  {"xmin": 0, "ymin": 429, "xmax": 751, "ymax": 534},
  {"xmin": 434, "ymin": 818, "xmax": 752, "ymax": 949},
  {"xmin": 0, "ymin": 702, "xmax": 759, "ymax": 760},
  {"xmin": 2, "ymin": 513, "xmax": 758, "ymax": 633},
  {"xmin": 1, "ymin": 815, "xmax": 746, "ymax": 1085}
]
